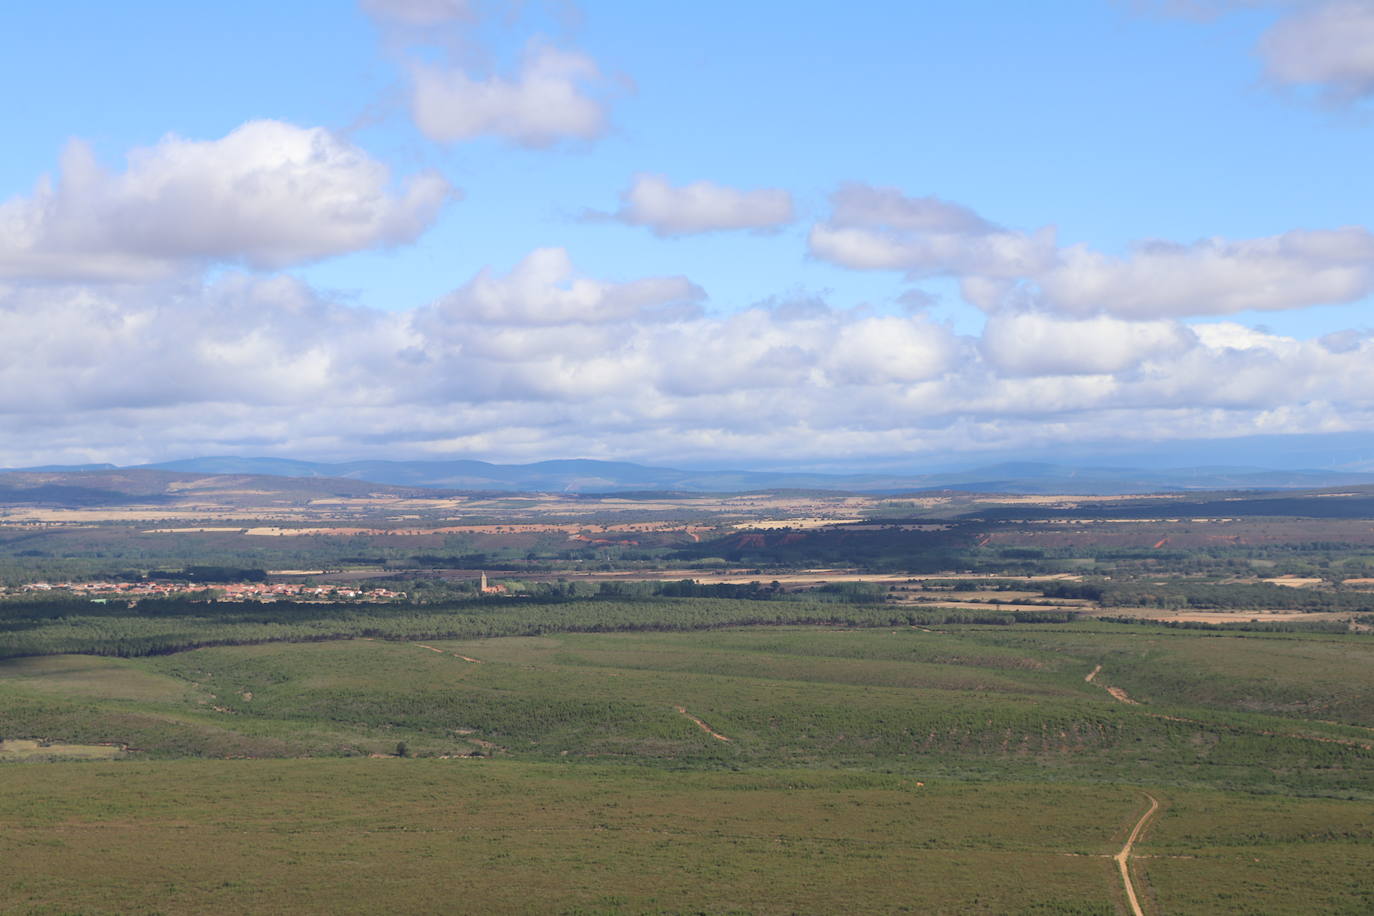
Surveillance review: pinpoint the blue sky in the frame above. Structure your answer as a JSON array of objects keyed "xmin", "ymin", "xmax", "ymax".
[{"xmin": 3, "ymin": 0, "xmax": 1374, "ymax": 470}]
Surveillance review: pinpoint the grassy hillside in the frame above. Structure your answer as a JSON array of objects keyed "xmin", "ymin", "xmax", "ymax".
[
  {"xmin": 3, "ymin": 620, "xmax": 1373, "ymax": 912},
  {"xmin": 2, "ymin": 759, "xmax": 1370, "ymax": 914},
  {"xmin": 3, "ymin": 624, "xmax": 1372, "ymax": 793}
]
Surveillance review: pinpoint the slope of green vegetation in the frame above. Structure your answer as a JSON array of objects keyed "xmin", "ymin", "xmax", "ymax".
[
  {"xmin": 10, "ymin": 486, "xmax": 1374, "ymax": 912},
  {"xmin": 0, "ymin": 595, "xmax": 1073, "ymax": 660},
  {"xmin": 1, "ymin": 617, "xmax": 1372, "ymax": 912},
  {"xmin": 0, "ymin": 760, "xmax": 1145, "ymax": 915},
  {"xmin": 1, "ymin": 624, "xmax": 1370, "ymax": 797},
  {"xmin": 2, "ymin": 749, "xmax": 1371, "ymax": 913}
]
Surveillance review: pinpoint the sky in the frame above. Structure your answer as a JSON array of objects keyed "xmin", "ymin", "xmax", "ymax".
[{"xmin": 3, "ymin": 0, "xmax": 1374, "ymax": 471}]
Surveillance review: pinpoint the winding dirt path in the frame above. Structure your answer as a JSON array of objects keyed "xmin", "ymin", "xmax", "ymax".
[
  {"xmin": 675, "ymin": 706, "xmax": 731, "ymax": 741},
  {"xmin": 415, "ymin": 644, "xmax": 482, "ymax": 663},
  {"xmin": 1116, "ymin": 793, "xmax": 1160, "ymax": 916},
  {"xmin": 1087, "ymin": 664, "xmax": 1140, "ymax": 704},
  {"xmin": 1107, "ymin": 686, "xmax": 1140, "ymax": 705}
]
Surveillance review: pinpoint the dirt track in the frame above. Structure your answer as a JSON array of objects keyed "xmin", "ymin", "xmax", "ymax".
[
  {"xmin": 416, "ymin": 644, "xmax": 482, "ymax": 663},
  {"xmin": 675, "ymin": 706, "xmax": 731, "ymax": 741},
  {"xmin": 1088, "ymin": 665, "xmax": 1140, "ymax": 704},
  {"xmin": 1116, "ymin": 793, "xmax": 1160, "ymax": 916},
  {"xmin": 1107, "ymin": 686, "xmax": 1140, "ymax": 705}
]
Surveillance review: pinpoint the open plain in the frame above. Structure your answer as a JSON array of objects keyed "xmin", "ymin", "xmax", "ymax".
[{"xmin": 4, "ymin": 473, "xmax": 1374, "ymax": 912}]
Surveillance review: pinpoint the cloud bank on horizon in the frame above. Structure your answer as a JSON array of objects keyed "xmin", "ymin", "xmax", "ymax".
[{"xmin": 1, "ymin": 0, "xmax": 1373, "ymax": 469}]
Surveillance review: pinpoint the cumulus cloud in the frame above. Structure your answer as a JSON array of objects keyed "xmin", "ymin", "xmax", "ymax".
[
  {"xmin": 410, "ymin": 43, "xmax": 610, "ymax": 146},
  {"xmin": 4, "ymin": 249, "xmax": 1374, "ymax": 467},
  {"xmin": 1259, "ymin": 1, "xmax": 1374, "ymax": 102},
  {"xmin": 980, "ymin": 312, "xmax": 1197, "ymax": 375},
  {"xmin": 0, "ymin": 274, "xmax": 405, "ymax": 414},
  {"xmin": 0, "ymin": 252, "xmax": 952, "ymax": 462},
  {"xmin": 422, "ymin": 246, "xmax": 703, "ymax": 326},
  {"xmin": 1040, "ymin": 228, "xmax": 1374, "ymax": 317},
  {"xmin": 826, "ymin": 182, "xmax": 998, "ymax": 235},
  {"xmin": 1148, "ymin": 0, "xmax": 1374, "ymax": 104},
  {"xmin": 0, "ymin": 120, "xmax": 454, "ymax": 282},
  {"xmin": 362, "ymin": 0, "xmax": 617, "ymax": 147},
  {"xmin": 810, "ymin": 183, "xmax": 1374, "ymax": 318},
  {"xmin": 602, "ymin": 173, "xmax": 795, "ymax": 237},
  {"xmin": 808, "ymin": 184, "xmax": 1057, "ymax": 278}
]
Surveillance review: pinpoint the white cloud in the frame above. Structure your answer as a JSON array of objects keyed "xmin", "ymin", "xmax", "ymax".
[
  {"xmin": 5, "ymin": 250, "xmax": 1374, "ymax": 467},
  {"xmin": 1259, "ymin": 1, "xmax": 1374, "ymax": 102},
  {"xmin": 823, "ymin": 316, "xmax": 958, "ymax": 384},
  {"xmin": 825, "ymin": 182, "xmax": 997, "ymax": 234},
  {"xmin": 1191, "ymin": 321, "xmax": 1296, "ymax": 350},
  {"xmin": 0, "ymin": 120, "xmax": 454, "ymax": 282},
  {"xmin": 363, "ymin": 0, "xmax": 617, "ymax": 148},
  {"xmin": 1149, "ymin": 0, "xmax": 1374, "ymax": 104},
  {"xmin": 810, "ymin": 183, "xmax": 1374, "ymax": 318},
  {"xmin": 1039, "ymin": 228, "xmax": 1374, "ymax": 317},
  {"xmin": 423, "ymin": 247, "xmax": 703, "ymax": 326},
  {"xmin": 808, "ymin": 184, "xmax": 1057, "ymax": 278},
  {"xmin": 410, "ymin": 44, "xmax": 609, "ymax": 146},
  {"xmin": 0, "ymin": 274, "xmax": 404, "ymax": 414},
  {"xmin": 606, "ymin": 173, "xmax": 795, "ymax": 237},
  {"xmin": 980, "ymin": 312, "xmax": 1197, "ymax": 375}
]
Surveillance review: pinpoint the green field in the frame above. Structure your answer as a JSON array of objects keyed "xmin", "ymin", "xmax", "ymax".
[
  {"xmin": 3, "ymin": 619, "xmax": 1373, "ymax": 912},
  {"xmin": 0, "ymin": 761, "xmax": 1140, "ymax": 914},
  {"xmin": 3, "ymin": 760, "xmax": 1370, "ymax": 915}
]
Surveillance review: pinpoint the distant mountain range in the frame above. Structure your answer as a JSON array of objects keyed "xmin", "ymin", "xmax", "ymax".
[
  {"xmin": 9, "ymin": 456, "xmax": 1374, "ymax": 496},
  {"xmin": 0, "ymin": 468, "xmax": 455, "ymax": 509}
]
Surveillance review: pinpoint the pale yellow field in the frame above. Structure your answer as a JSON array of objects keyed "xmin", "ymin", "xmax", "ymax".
[
  {"xmin": 0, "ymin": 739, "xmax": 125, "ymax": 760},
  {"xmin": 1087, "ymin": 608, "xmax": 1352, "ymax": 624},
  {"xmin": 1263, "ymin": 576, "xmax": 1326, "ymax": 588},
  {"xmin": 731, "ymin": 517, "xmax": 864, "ymax": 529}
]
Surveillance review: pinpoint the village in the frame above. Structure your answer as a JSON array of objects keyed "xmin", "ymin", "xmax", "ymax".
[{"xmin": 6, "ymin": 580, "xmax": 407, "ymax": 602}]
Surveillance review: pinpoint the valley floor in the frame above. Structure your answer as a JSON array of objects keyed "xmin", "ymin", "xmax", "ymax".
[
  {"xmin": 3, "ymin": 622, "xmax": 1374, "ymax": 913},
  {"xmin": 2, "ymin": 760, "xmax": 1371, "ymax": 915}
]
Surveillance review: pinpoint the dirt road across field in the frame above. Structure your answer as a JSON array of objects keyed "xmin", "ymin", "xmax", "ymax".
[
  {"xmin": 1117, "ymin": 793, "xmax": 1160, "ymax": 916},
  {"xmin": 416, "ymin": 644, "xmax": 482, "ymax": 663},
  {"xmin": 1088, "ymin": 665, "xmax": 1140, "ymax": 704},
  {"xmin": 1107, "ymin": 686, "xmax": 1140, "ymax": 705},
  {"xmin": 676, "ymin": 706, "xmax": 731, "ymax": 741}
]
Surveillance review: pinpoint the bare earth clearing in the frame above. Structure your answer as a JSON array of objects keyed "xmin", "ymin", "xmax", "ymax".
[{"xmin": 1262, "ymin": 576, "xmax": 1325, "ymax": 588}]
